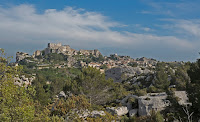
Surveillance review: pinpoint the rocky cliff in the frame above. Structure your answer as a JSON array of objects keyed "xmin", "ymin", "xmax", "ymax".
[{"xmin": 105, "ymin": 66, "xmax": 153, "ymax": 82}]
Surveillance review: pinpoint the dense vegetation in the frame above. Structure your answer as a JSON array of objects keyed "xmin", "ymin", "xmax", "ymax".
[
  {"xmin": 187, "ymin": 59, "xmax": 200, "ymax": 120},
  {"xmin": 1, "ymin": 49, "xmax": 200, "ymax": 121}
]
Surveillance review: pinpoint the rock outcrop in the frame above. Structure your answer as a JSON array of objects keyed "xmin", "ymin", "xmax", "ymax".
[
  {"xmin": 58, "ymin": 91, "xmax": 67, "ymax": 98},
  {"xmin": 129, "ymin": 109, "xmax": 138, "ymax": 117},
  {"xmin": 174, "ymin": 91, "xmax": 190, "ymax": 105},
  {"xmin": 16, "ymin": 52, "xmax": 31, "ymax": 62},
  {"xmin": 105, "ymin": 66, "xmax": 153, "ymax": 82},
  {"xmin": 90, "ymin": 110, "xmax": 106, "ymax": 117},
  {"xmin": 65, "ymin": 109, "xmax": 106, "ymax": 121},
  {"xmin": 106, "ymin": 106, "xmax": 128, "ymax": 116},
  {"xmin": 136, "ymin": 57, "xmax": 157, "ymax": 67},
  {"xmin": 116, "ymin": 91, "xmax": 190, "ymax": 117},
  {"xmin": 32, "ymin": 50, "xmax": 42, "ymax": 58},
  {"xmin": 138, "ymin": 92, "xmax": 170, "ymax": 116},
  {"xmin": 14, "ymin": 75, "xmax": 35, "ymax": 87},
  {"xmin": 119, "ymin": 94, "xmax": 138, "ymax": 109},
  {"xmin": 67, "ymin": 56, "xmax": 77, "ymax": 67}
]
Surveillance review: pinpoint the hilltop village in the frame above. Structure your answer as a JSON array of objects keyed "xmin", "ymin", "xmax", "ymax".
[
  {"xmin": 16, "ymin": 43, "xmax": 158, "ymax": 71},
  {"xmin": 8, "ymin": 42, "xmax": 192, "ymax": 121}
]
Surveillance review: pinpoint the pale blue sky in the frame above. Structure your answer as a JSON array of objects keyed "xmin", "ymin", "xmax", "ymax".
[{"xmin": 0, "ymin": 0, "xmax": 200, "ymax": 61}]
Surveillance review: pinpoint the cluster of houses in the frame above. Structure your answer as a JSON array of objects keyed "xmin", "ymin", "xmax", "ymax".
[
  {"xmin": 15, "ymin": 43, "xmax": 158, "ymax": 72},
  {"xmin": 85, "ymin": 54, "xmax": 157, "ymax": 73}
]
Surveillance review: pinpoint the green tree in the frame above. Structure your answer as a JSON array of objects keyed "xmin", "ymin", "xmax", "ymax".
[
  {"xmin": 50, "ymin": 95, "xmax": 90, "ymax": 120},
  {"xmin": 73, "ymin": 67, "xmax": 115, "ymax": 105},
  {"xmin": 154, "ymin": 63, "xmax": 170, "ymax": 91},
  {"xmin": 150, "ymin": 111, "xmax": 164, "ymax": 122},
  {"xmin": 34, "ymin": 82, "xmax": 50, "ymax": 106},
  {"xmin": 187, "ymin": 59, "xmax": 200, "ymax": 120},
  {"xmin": 0, "ymin": 49, "xmax": 35, "ymax": 121},
  {"xmin": 128, "ymin": 62, "xmax": 138, "ymax": 67}
]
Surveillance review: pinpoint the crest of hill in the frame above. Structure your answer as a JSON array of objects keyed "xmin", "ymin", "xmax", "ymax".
[{"xmin": 16, "ymin": 43, "xmax": 102, "ymax": 62}]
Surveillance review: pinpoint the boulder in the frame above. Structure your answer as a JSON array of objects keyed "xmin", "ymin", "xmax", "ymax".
[
  {"xmin": 16, "ymin": 52, "xmax": 31, "ymax": 62},
  {"xmin": 65, "ymin": 109, "xmax": 89, "ymax": 121},
  {"xmin": 138, "ymin": 92, "xmax": 169, "ymax": 116},
  {"xmin": 120, "ymin": 95, "xmax": 138, "ymax": 105},
  {"xmin": 105, "ymin": 66, "xmax": 152, "ymax": 82},
  {"xmin": 145, "ymin": 75, "xmax": 152, "ymax": 82},
  {"xmin": 129, "ymin": 109, "xmax": 138, "ymax": 117},
  {"xmin": 14, "ymin": 75, "xmax": 33, "ymax": 87},
  {"xmin": 66, "ymin": 91, "xmax": 73, "ymax": 97},
  {"xmin": 90, "ymin": 110, "xmax": 106, "ymax": 117},
  {"xmin": 65, "ymin": 109, "xmax": 105, "ymax": 121},
  {"xmin": 106, "ymin": 106, "xmax": 128, "ymax": 116},
  {"xmin": 58, "ymin": 91, "xmax": 66, "ymax": 98},
  {"xmin": 78, "ymin": 110, "xmax": 90, "ymax": 119},
  {"xmin": 127, "ymin": 103, "xmax": 132, "ymax": 110},
  {"xmin": 174, "ymin": 91, "xmax": 190, "ymax": 105}
]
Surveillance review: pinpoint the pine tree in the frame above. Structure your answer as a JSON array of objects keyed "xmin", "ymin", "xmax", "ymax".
[{"xmin": 187, "ymin": 59, "xmax": 200, "ymax": 120}]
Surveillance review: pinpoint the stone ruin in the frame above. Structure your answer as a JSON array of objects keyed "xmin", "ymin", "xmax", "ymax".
[
  {"xmin": 44, "ymin": 43, "xmax": 101, "ymax": 57},
  {"xmin": 44, "ymin": 43, "xmax": 77, "ymax": 56},
  {"xmin": 16, "ymin": 42, "xmax": 102, "ymax": 62}
]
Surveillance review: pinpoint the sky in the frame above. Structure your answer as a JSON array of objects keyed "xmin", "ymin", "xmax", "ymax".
[{"xmin": 0, "ymin": 0, "xmax": 200, "ymax": 61}]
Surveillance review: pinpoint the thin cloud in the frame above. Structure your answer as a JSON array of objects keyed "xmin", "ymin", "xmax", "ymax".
[
  {"xmin": 140, "ymin": 0, "xmax": 200, "ymax": 17},
  {"xmin": 0, "ymin": 4, "xmax": 195, "ymax": 59},
  {"xmin": 160, "ymin": 19, "xmax": 200, "ymax": 39}
]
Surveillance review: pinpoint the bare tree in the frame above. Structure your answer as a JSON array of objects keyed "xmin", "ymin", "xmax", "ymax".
[{"xmin": 182, "ymin": 105, "xmax": 193, "ymax": 122}]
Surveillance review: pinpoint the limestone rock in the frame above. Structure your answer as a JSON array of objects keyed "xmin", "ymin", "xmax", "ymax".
[
  {"xmin": 65, "ymin": 109, "xmax": 105, "ymax": 121},
  {"xmin": 90, "ymin": 110, "xmax": 106, "ymax": 117},
  {"xmin": 145, "ymin": 75, "xmax": 152, "ymax": 82},
  {"xmin": 136, "ymin": 57, "xmax": 157, "ymax": 67},
  {"xmin": 138, "ymin": 92, "xmax": 169, "ymax": 116},
  {"xmin": 67, "ymin": 56, "xmax": 77, "ymax": 67},
  {"xmin": 129, "ymin": 109, "xmax": 138, "ymax": 117},
  {"xmin": 14, "ymin": 75, "xmax": 34, "ymax": 87},
  {"xmin": 32, "ymin": 50, "xmax": 41, "ymax": 58},
  {"xmin": 78, "ymin": 110, "xmax": 90, "ymax": 119},
  {"xmin": 174, "ymin": 91, "xmax": 190, "ymax": 105},
  {"xmin": 120, "ymin": 94, "xmax": 138, "ymax": 107},
  {"xmin": 106, "ymin": 106, "xmax": 128, "ymax": 116},
  {"xmin": 58, "ymin": 91, "xmax": 66, "ymax": 98},
  {"xmin": 16, "ymin": 52, "xmax": 31, "ymax": 62},
  {"xmin": 105, "ymin": 66, "xmax": 152, "ymax": 82},
  {"xmin": 66, "ymin": 91, "xmax": 73, "ymax": 97}
]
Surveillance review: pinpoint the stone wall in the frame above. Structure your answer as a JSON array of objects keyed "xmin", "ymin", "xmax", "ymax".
[
  {"xmin": 48, "ymin": 43, "xmax": 62, "ymax": 49},
  {"xmin": 45, "ymin": 43, "xmax": 101, "ymax": 57}
]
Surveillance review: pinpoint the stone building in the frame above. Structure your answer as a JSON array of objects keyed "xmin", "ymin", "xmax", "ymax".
[
  {"xmin": 44, "ymin": 43, "xmax": 101, "ymax": 57},
  {"xmin": 44, "ymin": 43, "xmax": 77, "ymax": 55}
]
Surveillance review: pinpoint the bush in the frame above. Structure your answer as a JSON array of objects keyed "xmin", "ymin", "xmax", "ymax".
[
  {"xmin": 135, "ymin": 89, "xmax": 147, "ymax": 96},
  {"xmin": 148, "ymin": 86, "xmax": 158, "ymax": 93},
  {"xmin": 128, "ymin": 62, "xmax": 138, "ymax": 67}
]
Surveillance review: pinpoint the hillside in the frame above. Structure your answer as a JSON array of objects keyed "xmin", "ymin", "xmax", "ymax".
[{"xmin": 1, "ymin": 43, "xmax": 196, "ymax": 121}]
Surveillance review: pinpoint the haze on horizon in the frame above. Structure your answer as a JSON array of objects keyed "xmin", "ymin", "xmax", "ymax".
[{"xmin": 0, "ymin": 0, "xmax": 200, "ymax": 62}]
